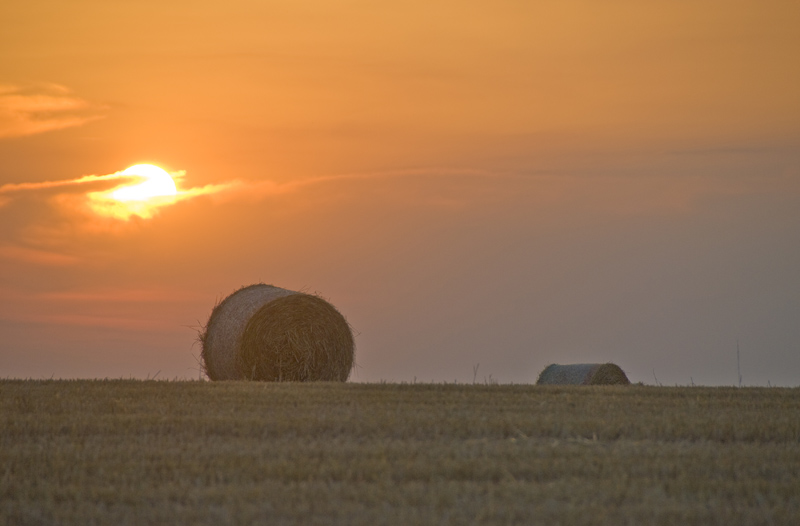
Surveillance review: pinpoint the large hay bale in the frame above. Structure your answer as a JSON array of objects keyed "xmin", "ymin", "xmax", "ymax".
[
  {"xmin": 536, "ymin": 363, "xmax": 630, "ymax": 385},
  {"xmin": 200, "ymin": 284, "xmax": 354, "ymax": 381}
]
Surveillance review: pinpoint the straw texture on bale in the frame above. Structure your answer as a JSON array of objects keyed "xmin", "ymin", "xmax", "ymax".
[
  {"xmin": 536, "ymin": 363, "xmax": 630, "ymax": 385},
  {"xmin": 200, "ymin": 284, "xmax": 354, "ymax": 382}
]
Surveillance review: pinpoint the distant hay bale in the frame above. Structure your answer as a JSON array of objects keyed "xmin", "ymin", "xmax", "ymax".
[
  {"xmin": 536, "ymin": 363, "xmax": 630, "ymax": 385},
  {"xmin": 200, "ymin": 284, "xmax": 355, "ymax": 382}
]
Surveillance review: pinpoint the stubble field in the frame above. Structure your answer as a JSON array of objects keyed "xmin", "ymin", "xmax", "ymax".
[{"xmin": 1, "ymin": 380, "xmax": 798, "ymax": 525}]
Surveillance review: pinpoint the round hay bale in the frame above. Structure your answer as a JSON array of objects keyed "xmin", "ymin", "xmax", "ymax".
[
  {"xmin": 200, "ymin": 284, "xmax": 354, "ymax": 381},
  {"xmin": 536, "ymin": 363, "xmax": 630, "ymax": 385}
]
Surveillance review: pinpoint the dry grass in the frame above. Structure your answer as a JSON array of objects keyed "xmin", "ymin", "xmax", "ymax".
[{"xmin": 2, "ymin": 380, "xmax": 799, "ymax": 525}]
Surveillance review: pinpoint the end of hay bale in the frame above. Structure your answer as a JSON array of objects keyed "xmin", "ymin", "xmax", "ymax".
[
  {"xmin": 536, "ymin": 363, "xmax": 630, "ymax": 385},
  {"xmin": 239, "ymin": 293, "xmax": 354, "ymax": 381},
  {"xmin": 200, "ymin": 283, "xmax": 355, "ymax": 382}
]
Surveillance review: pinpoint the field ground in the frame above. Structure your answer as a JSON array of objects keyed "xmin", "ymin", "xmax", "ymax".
[{"xmin": 1, "ymin": 380, "xmax": 799, "ymax": 525}]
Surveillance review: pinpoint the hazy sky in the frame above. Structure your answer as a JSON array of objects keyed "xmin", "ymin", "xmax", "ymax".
[{"xmin": 1, "ymin": 1, "xmax": 799, "ymax": 385}]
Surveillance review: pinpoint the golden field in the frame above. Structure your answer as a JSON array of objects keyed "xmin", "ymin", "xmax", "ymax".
[{"xmin": 2, "ymin": 381, "xmax": 798, "ymax": 525}]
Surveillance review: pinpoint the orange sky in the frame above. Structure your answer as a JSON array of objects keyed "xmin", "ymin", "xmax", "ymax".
[{"xmin": 1, "ymin": 1, "xmax": 799, "ymax": 384}]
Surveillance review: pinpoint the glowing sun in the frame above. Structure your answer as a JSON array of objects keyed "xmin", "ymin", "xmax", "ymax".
[
  {"xmin": 112, "ymin": 164, "xmax": 178, "ymax": 202},
  {"xmin": 87, "ymin": 164, "xmax": 181, "ymax": 220}
]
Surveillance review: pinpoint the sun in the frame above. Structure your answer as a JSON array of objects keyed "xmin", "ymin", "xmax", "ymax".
[
  {"xmin": 112, "ymin": 164, "xmax": 178, "ymax": 201},
  {"xmin": 86, "ymin": 164, "xmax": 181, "ymax": 220}
]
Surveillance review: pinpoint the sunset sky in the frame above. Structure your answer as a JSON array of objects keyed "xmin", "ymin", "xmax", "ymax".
[{"xmin": 2, "ymin": 1, "xmax": 799, "ymax": 385}]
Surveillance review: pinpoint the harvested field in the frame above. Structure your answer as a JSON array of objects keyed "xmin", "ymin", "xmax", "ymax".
[{"xmin": 1, "ymin": 381, "xmax": 799, "ymax": 525}]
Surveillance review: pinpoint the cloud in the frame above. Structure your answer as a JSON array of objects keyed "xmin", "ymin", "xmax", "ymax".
[
  {"xmin": 4, "ymin": 161, "xmax": 797, "ymax": 236},
  {"xmin": 0, "ymin": 172, "xmax": 134, "ymax": 195},
  {"xmin": 213, "ymin": 167, "xmax": 499, "ymax": 204},
  {"xmin": 0, "ymin": 245, "xmax": 80, "ymax": 266},
  {"xmin": 1, "ymin": 165, "xmax": 446, "ymax": 221},
  {"xmin": 219, "ymin": 167, "xmax": 793, "ymax": 217},
  {"xmin": 0, "ymin": 285, "xmax": 203, "ymax": 331},
  {"xmin": 34, "ymin": 288, "xmax": 206, "ymax": 303},
  {"xmin": 84, "ymin": 177, "xmax": 243, "ymax": 220},
  {"xmin": 0, "ymin": 83, "xmax": 107, "ymax": 139},
  {"xmin": 0, "ymin": 311, "xmax": 174, "ymax": 331},
  {"xmin": 0, "ymin": 166, "xmax": 243, "ymax": 221}
]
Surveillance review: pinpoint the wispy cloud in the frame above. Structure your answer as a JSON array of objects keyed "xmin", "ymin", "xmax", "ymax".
[
  {"xmin": 34, "ymin": 288, "xmax": 206, "ymax": 303},
  {"xmin": 0, "ymin": 83, "xmax": 107, "ymax": 139},
  {"xmin": 84, "ymin": 173, "xmax": 241, "ymax": 220},
  {"xmin": 0, "ymin": 172, "xmax": 135, "ymax": 195},
  {"xmin": 0, "ymin": 165, "xmax": 242, "ymax": 220},
  {"xmin": 0, "ymin": 285, "xmax": 203, "ymax": 330},
  {"xmin": 212, "ymin": 167, "xmax": 499, "ymax": 203},
  {"xmin": 0, "ymin": 245, "xmax": 80, "ymax": 266},
  {"xmin": 0, "ymin": 165, "xmax": 489, "ymax": 218},
  {"xmin": 0, "ymin": 311, "xmax": 177, "ymax": 331},
  {"xmin": 5, "ymin": 162, "xmax": 795, "ymax": 232}
]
